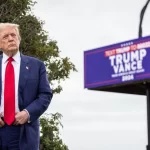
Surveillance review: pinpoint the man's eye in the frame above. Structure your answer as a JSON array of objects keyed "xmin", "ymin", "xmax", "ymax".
[
  {"xmin": 11, "ymin": 33, "xmax": 16, "ymax": 37},
  {"xmin": 3, "ymin": 35, "xmax": 8, "ymax": 39}
]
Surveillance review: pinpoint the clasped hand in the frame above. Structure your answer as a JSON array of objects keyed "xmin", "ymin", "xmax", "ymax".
[{"xmin": 0, "ymin": 110, "xmax": 28, "ymax": 127}]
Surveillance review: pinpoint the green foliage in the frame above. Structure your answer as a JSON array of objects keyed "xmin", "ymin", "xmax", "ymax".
[
  {"xmin": 40, "ymin": 113, "xmax": 69, "ymax": 150},
  {"xmin": 0, "ymin": 0, "xmax": 77, "ymax": 94},
  {"xmin": 0, "ymin": 0, "xmax": 35, "ymax": 20}
]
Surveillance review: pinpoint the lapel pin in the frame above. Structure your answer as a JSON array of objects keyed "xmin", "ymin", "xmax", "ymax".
[{"xmin": 26, "ymin": 66, "xmax": 29, "ymax": 70}]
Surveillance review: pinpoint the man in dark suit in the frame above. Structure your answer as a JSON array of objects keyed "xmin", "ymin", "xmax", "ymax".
[{"xmin": 0, "ymin": 23, "xmax": 53, "ymax": 150}]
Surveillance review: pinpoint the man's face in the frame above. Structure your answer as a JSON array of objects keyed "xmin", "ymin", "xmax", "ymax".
[{"xmin": 0, "ymin": 26, "xmax": 20, "ymax": 55}]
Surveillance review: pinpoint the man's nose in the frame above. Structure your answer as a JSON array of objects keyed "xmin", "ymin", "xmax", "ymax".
[{"xmin": 8, "ymin": 35, "xmax": 13, "ymax": 41}]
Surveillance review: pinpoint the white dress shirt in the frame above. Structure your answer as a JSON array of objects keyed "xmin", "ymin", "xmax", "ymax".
[{"xmin": 0, "ymin": 51, "xmax": 20, "ymax": 116}]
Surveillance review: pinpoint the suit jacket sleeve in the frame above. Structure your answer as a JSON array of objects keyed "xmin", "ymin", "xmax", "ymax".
[{"xmin": 25, "ymin": 61, "xmax": 53, "ymax": 122}]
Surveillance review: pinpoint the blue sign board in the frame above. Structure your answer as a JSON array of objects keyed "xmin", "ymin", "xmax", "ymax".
[{"xmin": 84, "ymin": 36, "xmax": 150, "ymax": 90}]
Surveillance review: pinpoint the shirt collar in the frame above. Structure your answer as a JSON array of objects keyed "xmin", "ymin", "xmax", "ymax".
[{"xmin": 3, "ymin": 51, "xmax": 21, "ymax": 64}]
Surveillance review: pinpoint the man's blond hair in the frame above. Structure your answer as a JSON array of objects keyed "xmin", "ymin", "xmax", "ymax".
[{"xmin": 0, "ymin": 23, "xmax": 21, "ymax": 41}]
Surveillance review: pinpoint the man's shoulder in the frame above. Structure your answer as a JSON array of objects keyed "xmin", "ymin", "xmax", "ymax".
[{"xmin": 21, "ymin": 54, "xmax": 43, "ymax": 64}]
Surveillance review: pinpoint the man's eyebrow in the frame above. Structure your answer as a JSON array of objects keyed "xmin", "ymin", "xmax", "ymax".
[
  {"xmin": 2, "ymin": 34, "xmax": 8, "ymax": 37},
  {"xmin": 3, "ymin": 32, "xmax": 16, "ymax": 37}
]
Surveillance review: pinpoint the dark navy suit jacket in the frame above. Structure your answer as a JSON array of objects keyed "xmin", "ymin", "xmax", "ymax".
[{"xmin": 0, "ymin": 54, "xmax": 53, "ymax": 150}]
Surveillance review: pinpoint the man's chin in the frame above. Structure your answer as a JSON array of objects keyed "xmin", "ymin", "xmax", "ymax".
[
  {"xmin": 8, "ymin": 47, "xmax": 18, "ymax": 51},
  {"xmin": 6, "ymin": 49, "xmax": 18, "ymax": 56}
]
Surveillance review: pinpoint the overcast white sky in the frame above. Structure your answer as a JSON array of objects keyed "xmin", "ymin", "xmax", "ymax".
[{"xmin": 33, "ymin": 0, "xmax": 150, "ymax": 150}]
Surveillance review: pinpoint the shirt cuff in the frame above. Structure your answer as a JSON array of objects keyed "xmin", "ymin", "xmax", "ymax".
[{"xmin": 23, "ymin": 109, "xmax": 31, "ymax": 123}]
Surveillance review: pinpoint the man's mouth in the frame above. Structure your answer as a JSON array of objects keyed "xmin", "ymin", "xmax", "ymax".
[{"xmin": 8, "ymin": 44, "xmax": 16, "ymax": 47}]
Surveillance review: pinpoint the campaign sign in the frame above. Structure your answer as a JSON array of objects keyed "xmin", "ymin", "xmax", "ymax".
[{"xmin": 84, "ymin": 36, "xmax": 150, "ymax": 91}]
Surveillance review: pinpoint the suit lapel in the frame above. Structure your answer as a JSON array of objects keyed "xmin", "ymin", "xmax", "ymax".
[
  {"xmin": 19, "ymin": 54, "xmax": 30, "ymax": 92},
  {"xmin": 18, "ymin": 54, "xmax": 30, "ymax": 108}
]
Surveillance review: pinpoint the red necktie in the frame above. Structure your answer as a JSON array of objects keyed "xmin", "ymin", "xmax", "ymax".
[{"xmin": 4, "ymin": 57, "xmax": 15, "ymax": 125}]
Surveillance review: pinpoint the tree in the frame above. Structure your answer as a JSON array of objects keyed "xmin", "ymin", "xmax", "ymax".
[
  {"xmin": 0, "ymin": 0, "xmax": 76, "ymax": 149},
  {"xmin": 0, "ymin": 0, "xmax": 77, "ymax": 94},
  {"xmin": 40, "ymin": 113, "xmax": 69, "ymax": 150}
]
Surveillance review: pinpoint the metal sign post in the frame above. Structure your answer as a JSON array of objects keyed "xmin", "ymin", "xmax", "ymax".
[{"xmin": 139, "ymin": 0, "xmax": 150, "ymax": 149}]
